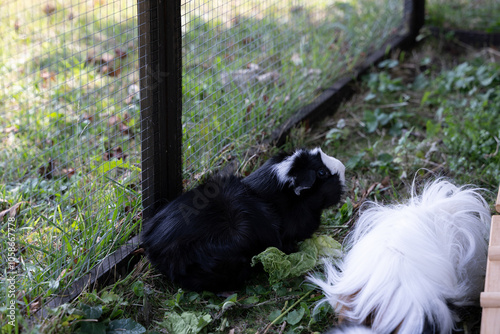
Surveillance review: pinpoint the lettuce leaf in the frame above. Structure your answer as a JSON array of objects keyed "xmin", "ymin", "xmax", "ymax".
[{"xmin": 251, "ymin": 234, "xmax": 341, "ymax": 284}]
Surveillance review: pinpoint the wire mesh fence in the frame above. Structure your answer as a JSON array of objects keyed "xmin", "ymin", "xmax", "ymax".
[
  {"xmin": 181, "ymin": 0, "xmax": 407, "ymax": 182},
  {"xmin": 0, "ymin": 0, "xmax": 143, "ymax": 314}
]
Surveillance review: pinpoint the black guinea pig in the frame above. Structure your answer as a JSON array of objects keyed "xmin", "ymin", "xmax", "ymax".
[{"xmin": 141, "ymin": 147, "xmax": 345, "ymax": 292}]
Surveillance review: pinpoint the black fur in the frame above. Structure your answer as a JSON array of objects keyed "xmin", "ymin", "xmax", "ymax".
[{"xmin": 141, "ymin": 148, "xmax": 344, "ymax": 292}]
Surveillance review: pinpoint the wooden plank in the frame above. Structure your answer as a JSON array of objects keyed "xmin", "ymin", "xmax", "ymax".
[
  {"xmin": 481, "ymin": 308, "xmax": 500, "ymax": 333},
  {"xmin": 484, "ymin": 216, "xmax": 500, "ymax": 293},
  {"xmin": 481, "ymin": 292, "xmax": 500, "ymax": 308},
  {"xmin": 496, "ymin": 185, "xmax": 500, "ymax": 213},
  {"xmin": 481, "ymin": 214, "xmax": 500, "ymax": 333},
  {"xmin": 489, "ymin": 246, "xmax": 500, "ymax": 261}
]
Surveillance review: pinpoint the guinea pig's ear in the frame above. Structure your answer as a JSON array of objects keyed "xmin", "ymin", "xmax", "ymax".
[{"xmin": 293, "ymin": 169, "xmax": 316, "ymax": 195}]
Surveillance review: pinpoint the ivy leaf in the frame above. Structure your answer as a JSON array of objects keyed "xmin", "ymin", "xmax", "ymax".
[
  {"xmin": 268, "ymin": 309, "xmax": 281, "ymax": 322},
  {"xmin": 284, "ymin": 308, "xmax": 305, "ymax": 325},
  {"xmin": 107, "ymin": 319, "xmax": 146, "ymax": 334},
  {"xmin": 242, "ymin": 295, "xmax": 260, "ymax": 304},
  {"xmin": 346, "ymin": 152, "xmax": 366, "ymax": 169},
  {"xmin": 77, "ymin": 321, "xmax": 106, "ymax": 334},
  {"xmin": 131, "ymin": 281, "xmax": 144, "ymax": 297},
  {"xmin": 80, "ymin": 304, "xmax": 102, "ymax": 320},
  {"xmin": 363, "ymin": 110, "xmax": 378, "ymax": 133}
]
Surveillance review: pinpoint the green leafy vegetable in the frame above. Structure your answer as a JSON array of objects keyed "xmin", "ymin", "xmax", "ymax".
[
  {"xmin": 251, "ymin": 235, "xmax": 341, "ymax": 284},
  {"xmin": 160, "ymin": 311, "xmax": 212, "ymax": 334}
]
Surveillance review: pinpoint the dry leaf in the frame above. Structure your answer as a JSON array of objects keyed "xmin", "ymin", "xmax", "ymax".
[
  {"xmin": 103, "ymin": 147, "xmax": 128, "ymax": 161},
  {"xmin": 108, "ymin": 115, "xmax": 120, "ymax": 126},
  {"xmin": 119, "ymin": 123, "xmax": 131, "ymax": 136},
  {"xmin": 0, "ymin": 202, "xmax": 26, "ymax": 220},
  {"xmin": 41, "ymin": 70, "xmax": 56, "ymax": 88},
  {"xmin": 38, "ymin": 159, "xmax": 53, "ymax": 180},
  {"xmin": 86, "ymin": 51, "xmax": 97, "ymax": 65},
  {"xmin": 4, "ymin": 126, "xmax": 19, "ymax": 133},
  {"xmin": 114, "ymin": 48, "xmax": 127, "ymax": 59},
  {"xmin": 108, "ymin": 67, "xmax": 121, "ymax": 77},
  {"xmin": 241, "ymin": 37, "xmax": 254, "ymax": 45},
  {"xmin": 381, "ymin": 176, "xmax": 390, "ymax": 187},
  {"xmin": 291, "ymin": 53, "xmax": 303, "ymax": 66},
  {"xmin": 133, "ymin": 248, "xmax": 145, "ymax": 255},
  {"xmin": 101, "ymin": 65, "xmax": 121, "ymax": 77},
  {"xmin": 43, "ymin": 4, "xmax": 56, "ymax": 15},
  {"xmin": 101, "ymin": 53, "xmax": 114, "ymax": 64},
  {"xmin": 62, "ymin": 168, "xmax": 76, "ymax": 178},
  {"xmin": 82, "ymin": 113, "xmax": 94, "ymax": 122},
  {"xmin": 57, "ymin": 269, "xmax": 67, "ymax": 281},
  {"xmin": 257, "ymin": 71, "xmax": 280, "ymax": 84},
  {"xmin": 123, "ymin": 112, "xmax": 131, "ymax": 123},
  {"xmin": 30, "ymin": 297, "xmax": 42, "ymax": 313}
]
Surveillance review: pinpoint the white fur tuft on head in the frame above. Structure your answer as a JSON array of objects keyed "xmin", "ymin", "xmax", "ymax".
[
  {"xmin": 272, "ymin": 150, "xmax": 299, "ymax": 185},
  {"xmin": 272, "ymin": 148, "xmax": 345, "ymax": 186},
  {"xmin": 311, "ymin": 147, "xmax": 345, "ymax": 185},
  {"xmin": 308, "ymin": 179, "xmax": 491, "ymax": 334}
]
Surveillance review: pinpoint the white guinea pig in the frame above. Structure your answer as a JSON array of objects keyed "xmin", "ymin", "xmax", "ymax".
[{"xmin": 309, "ymin": 179, "xmax": 491, "ymax": 334}]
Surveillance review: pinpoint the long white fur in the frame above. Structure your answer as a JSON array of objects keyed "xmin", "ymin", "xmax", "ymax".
[
  {"xmin": 326, "ymin": 325, "xmax": 375, "ymax": 334},
  {"xmin": 308, "ymin": 179, "xmax": 491, "ymax": 334}
]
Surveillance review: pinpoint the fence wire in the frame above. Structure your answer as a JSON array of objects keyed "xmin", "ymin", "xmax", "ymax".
[
  {"xmin": 0, "ymin": 0, "xmax": 142, "ymax": 314},
  {"xmin": 181, "ymin": 0, "xmax": 405, "ymax": 180}
]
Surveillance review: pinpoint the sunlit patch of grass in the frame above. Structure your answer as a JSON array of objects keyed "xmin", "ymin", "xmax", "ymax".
[{"xmin": 0, "ymin": 0, "xmax": 142, "ymax": 323}]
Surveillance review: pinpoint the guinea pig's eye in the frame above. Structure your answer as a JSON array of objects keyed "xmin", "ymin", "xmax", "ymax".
[{"xmin": 317, "ymin": 168, "xmax": 328, "ymax": 178}]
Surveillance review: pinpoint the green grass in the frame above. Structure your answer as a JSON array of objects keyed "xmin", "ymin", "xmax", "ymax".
[{"xmin": 0, "ymin": 0, "xmax": 142, "ymax": 326}]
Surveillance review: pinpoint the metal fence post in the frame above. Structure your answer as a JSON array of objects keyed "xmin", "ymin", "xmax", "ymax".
[
  {"xmin": 139, "ymin": 0, "xmax": 183, "ymax": 221},
  {"xmin": 406, "ymin": 0, "xmax": 425, "ymax": 42}
]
